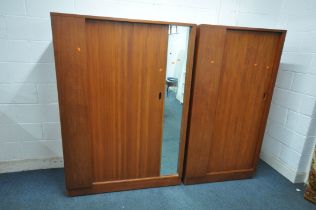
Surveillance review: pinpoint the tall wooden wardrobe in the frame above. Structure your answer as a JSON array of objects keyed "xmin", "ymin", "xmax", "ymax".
[
  {"xmin": 51, "ymin": 13, "xmax": 286, "ymax": 196},
  {"xmin": 183, "ymin": 25, "xmax": 286, "ymax": 184},
  {"xmin": 51, "ymin": 13, "xmax": 196, "ymax": 196}
]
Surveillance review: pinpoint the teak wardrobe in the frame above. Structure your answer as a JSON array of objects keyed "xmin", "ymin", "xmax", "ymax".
[
  {"xmin": 51, "ymin": 13, "xmax": 286, "ymax": 196},
  {"xmin": 184, "ymin": 25, "xmax": 286, "ymax": 184}
]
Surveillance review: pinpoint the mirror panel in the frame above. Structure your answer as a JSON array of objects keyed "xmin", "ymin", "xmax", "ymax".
[{"xmin": 160, "ymin": 25, "xmax": 190, "ymax": 175}]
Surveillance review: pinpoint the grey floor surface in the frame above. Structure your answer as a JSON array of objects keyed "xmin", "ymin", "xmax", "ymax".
[
  {"xmin": 0, "ymin": 161, "xmax": 314, "ymax": 210},
  {"xmin": 161, "ymin": 90, "xmax": 182, "ymax": 175}
]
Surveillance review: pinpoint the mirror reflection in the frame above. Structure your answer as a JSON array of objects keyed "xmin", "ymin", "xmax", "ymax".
[{"xmin": 160, "ymin": 25, "xmax": 190, "ymax": 175}]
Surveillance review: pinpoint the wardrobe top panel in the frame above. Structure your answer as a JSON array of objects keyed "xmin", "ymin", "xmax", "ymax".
[
  {"xmin": 50, "ymin": 12, "xmax": 196, "ymax": 27},
  {"xmin": 199, "ymin": 24, "xmax": 286, "ymax": 34}
]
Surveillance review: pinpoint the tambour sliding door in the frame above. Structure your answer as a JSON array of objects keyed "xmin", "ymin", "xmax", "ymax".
[
  {"xmin": 51, "ymin": 13, "xmax": 196, "ymax": 196},
  {"xmin": 86, "ymin": 20, "xmax": 168, "ymax": 181}
]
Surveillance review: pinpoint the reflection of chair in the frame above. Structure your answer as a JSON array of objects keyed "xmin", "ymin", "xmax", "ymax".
[{"xmin": 166, "ymin": 77, "xmax": 178, "ymax": 97}]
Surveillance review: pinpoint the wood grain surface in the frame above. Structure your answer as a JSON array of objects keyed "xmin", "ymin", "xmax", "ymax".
[{"xmin": 184, "ymin": 25, "xmax": 285, "ymax": 184}]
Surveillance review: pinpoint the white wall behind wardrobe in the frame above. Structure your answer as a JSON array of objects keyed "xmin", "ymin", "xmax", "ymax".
[{"xmin": 0, "ymin": 0, "xmax": 315, "ymax": 182}]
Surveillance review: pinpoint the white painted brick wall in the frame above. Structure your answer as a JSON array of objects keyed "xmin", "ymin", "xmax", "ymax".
[
  {"xmin": 268, "ymin": 104, "xmax": 288, "ymax": 124},
  {"xmin": 0, "ymin": 63, "xmax": 56, "ymax": 83},
  {"xmin": 0, "ymin": 0, "xmax": 315, "ymax": 183},
  {"xmin": 292, "ymin": 74, "xmax": 316, "ymax": 96},
  {"xmin": 0, "ymin": 0, "xmax": 26, "ymax": 16},
  {"xmin": 0, "ymin": 123, "xmax": 42, "ymax": 142},
  {"xmin": 37, "ymin": 84, "xmax": 58, "ymax": 103},
  {"xmin": 0, "ymin": 84, "xmax": 37, "ymax": 103},
  {"xmin": 3, "ymin": 16, "xmax": 52, "ymax": 41}
]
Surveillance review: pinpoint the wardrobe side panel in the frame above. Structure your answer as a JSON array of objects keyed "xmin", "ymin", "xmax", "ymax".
[{"xmin": 51, "ymin": 15, "xmax": 92, "ymax": 189}]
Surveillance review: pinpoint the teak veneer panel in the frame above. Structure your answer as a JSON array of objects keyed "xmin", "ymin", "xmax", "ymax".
[
  {"xmin": 51, "ymin": 15, "xmax": 93, "ymax": 190},
  {"xmin": 184, "ymin": 26, "xmax": 227, "ymax": 178},
  {"xmin": 85, "ymin": 20, "xmax": 168, "ymax": 182}
]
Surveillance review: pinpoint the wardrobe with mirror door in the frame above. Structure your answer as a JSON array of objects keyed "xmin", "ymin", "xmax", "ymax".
[{"xmin": 51, "ymin": 12, "xmax": 196, "ymax": 196}]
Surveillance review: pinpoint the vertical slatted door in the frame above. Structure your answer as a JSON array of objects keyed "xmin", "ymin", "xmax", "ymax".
[{"xmin": 85, "ymin": 20, "xmax": 168, "ymax": 182}]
